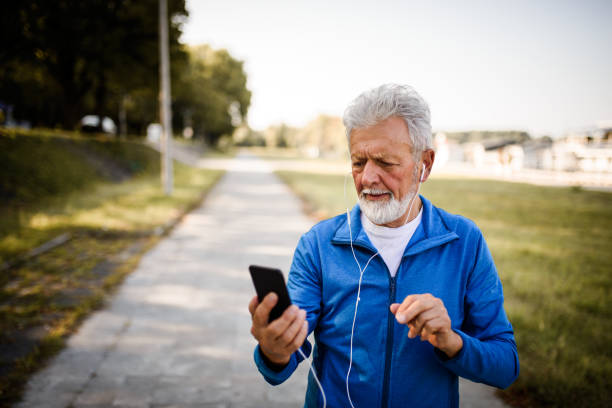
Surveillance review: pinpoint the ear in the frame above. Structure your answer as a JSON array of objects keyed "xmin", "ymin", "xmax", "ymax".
[{"xmin": 419, "ymin": 149, "xmax": 435, "ymax": 183}]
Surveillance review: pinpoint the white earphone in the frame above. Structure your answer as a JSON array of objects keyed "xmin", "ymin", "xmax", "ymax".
[{"xmin": 420, "ymin": 163, "xmax": 426, "ymax": 183}]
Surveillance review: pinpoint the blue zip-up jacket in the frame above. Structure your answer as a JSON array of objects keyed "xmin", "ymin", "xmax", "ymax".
[{"xmin": 254, "ymin": 196, "xmax": 519, "ymax": 407}]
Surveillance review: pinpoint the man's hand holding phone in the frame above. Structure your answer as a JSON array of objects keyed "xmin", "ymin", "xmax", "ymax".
[{"xmin": 248, "ymin": 293, "xmax": 308, "ymax": 366}]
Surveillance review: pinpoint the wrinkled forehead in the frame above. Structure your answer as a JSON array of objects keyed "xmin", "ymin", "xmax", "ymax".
[
  {"xmin": 349, "ymin": 116, "xmax": 412, "ymax": 141},
  {"xmin": 349, "ymin": 127, "xmax": 415, "ymax": 157},
  {"xmin": 349, "ymin": 145, "xmax": 412, "ymax": 161}
]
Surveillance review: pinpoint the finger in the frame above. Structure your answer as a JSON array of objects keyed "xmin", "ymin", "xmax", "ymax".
[
  {"xmin": 397, "ymin": 296, "xmax": 435, "ymax": 324},
  {"xmin": 290, "ymin": 319, "xmax": 309, "ymax": 352},
  {"xmin": 395, "ymin": 295, "xmax": 418, "ymax": 316},
  {"xmin": 408, "ymin": 308, "xmax": 439, "ymax": 339},
  {"xmin": 267, "ymin": 304, "xmax": 300, "ymax": 338},
  {"xmin": 278, "ymin": 309, "xmax": 307, "ymax": 348},
  {"xmin": 413, "ymin": 297, "xmax": 448, "ymax": 335},
  {"xmin": 253, "ymin": 293, "xmax": 278, "ymax": 327},
  {"xmin": 389, "ymin": 303, "xmax": 400, "ymax": 314},
  {"xmin": 248, "ymin": 295, "xmax": 259, "ymax": 316},
  {"xmin": 419, "ymin": 317, "xmax": 447, "ymax": 342}
]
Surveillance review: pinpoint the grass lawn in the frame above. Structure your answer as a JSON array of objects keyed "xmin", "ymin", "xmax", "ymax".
[
  {"xmin": 276, "ymin": 170, "xmax": 612, "ymax": 408},
  {"xmin": 0, "ymin": 129, "xmax": 224, "ymax": 407}
]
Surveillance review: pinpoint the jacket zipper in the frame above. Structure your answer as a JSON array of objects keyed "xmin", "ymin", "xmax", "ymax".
[{"xmin": 381, "ymin": 273, "xmax": 397, "ymax": 407}]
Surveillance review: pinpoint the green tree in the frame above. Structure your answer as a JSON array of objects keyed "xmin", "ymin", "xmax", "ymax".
[
  {"xmin": 174, "ymin": 45, "xmax": 251, "ymax": 145},
  {"xmin": 1, "ymin": 2, "xmax": 251, "ymax": 141},
  {"xmin": 0, "ymin": 0, "xmax": 187, "ymax": 130}
]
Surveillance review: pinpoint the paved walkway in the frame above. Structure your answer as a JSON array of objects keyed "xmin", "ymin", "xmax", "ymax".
[{"xmin": 18, "ymin": 153, "xmax": 508, "ymax": 407}]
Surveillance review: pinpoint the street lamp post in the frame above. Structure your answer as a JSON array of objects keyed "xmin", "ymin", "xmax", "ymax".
[{"xmin": 159, "ymin": 0, "xmax": 173, "ymax": 195}]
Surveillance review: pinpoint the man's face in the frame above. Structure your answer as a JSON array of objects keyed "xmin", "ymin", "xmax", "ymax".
[{"xmin": 349, "ymin": 116, "xmax": 422, "ymax": 227}]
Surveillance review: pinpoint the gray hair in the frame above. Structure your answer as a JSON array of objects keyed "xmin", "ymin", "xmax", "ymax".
[{"xmin": 343, "ymin": 83, "xmax": 432, "ymax": 156}]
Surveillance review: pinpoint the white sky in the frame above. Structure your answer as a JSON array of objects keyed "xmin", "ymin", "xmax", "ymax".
[{"xmin": 182, "ymin": 0, "xmax": 612, "ymax": 136}]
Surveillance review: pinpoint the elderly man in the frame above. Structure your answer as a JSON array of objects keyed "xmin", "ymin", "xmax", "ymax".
[{"xmin": 249, "ymin": 84, "xmax": 519, "ymax": 407}]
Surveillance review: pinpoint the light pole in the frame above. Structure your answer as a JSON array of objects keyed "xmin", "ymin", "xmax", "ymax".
[{"xmin": 159, "ymin": 0, "xmax": 173, "ymax": 195}]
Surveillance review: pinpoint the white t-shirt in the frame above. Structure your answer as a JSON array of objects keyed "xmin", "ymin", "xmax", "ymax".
[{"xmin": 361, "ymin": 208, "xmax": 423, "ymax": 277}]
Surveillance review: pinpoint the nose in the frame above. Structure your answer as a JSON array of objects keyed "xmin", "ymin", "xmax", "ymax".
[{"xmin": 361, "ymin": 160, "xmax": 381, "ymax": 187}]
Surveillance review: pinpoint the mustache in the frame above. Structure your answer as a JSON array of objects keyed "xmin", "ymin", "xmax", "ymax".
[{"xmin": 360, "ymin": 189, "xmax": 394, "ymax": 199}]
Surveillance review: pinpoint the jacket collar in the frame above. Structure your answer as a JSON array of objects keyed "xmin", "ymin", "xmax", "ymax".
[{"xmin": 331, "ymin": 195, "xmax": 459, "ymax": 257}]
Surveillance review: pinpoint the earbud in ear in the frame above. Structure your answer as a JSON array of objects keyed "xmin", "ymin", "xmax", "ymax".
[{"xmin": 420, "ymin": 163, "xmax": 426, "ymax": 183}]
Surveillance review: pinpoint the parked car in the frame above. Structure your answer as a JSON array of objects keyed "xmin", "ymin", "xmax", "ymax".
[{"xmin": 80, "ymin": 115, "xmax": 117, "ymax": 135}]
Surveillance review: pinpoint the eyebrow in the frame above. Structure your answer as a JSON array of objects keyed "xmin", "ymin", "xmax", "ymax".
[
  {"xmin": 371, "ymin": 153, "xmax": 391, "ymax": 160},
  {"xmin": 351, "ymin": 152, "xmax": 399, "ymax": 161}
]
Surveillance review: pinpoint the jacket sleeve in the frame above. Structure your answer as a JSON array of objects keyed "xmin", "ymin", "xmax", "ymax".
[
  {"xmin": 436, "ymin": 231, "xmax": 520, "ymax": 389},
  {"xmin": 253, "ymin": 231, "xmax": 322, "ymax": 385}
]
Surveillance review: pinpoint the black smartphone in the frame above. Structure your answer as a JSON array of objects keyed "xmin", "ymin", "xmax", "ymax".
[{"xmin": 249, "ymin": 265, "xmax": 292, "ymax": 322}]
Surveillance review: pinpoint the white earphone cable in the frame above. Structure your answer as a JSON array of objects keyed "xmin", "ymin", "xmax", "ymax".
[
  {"xmin": 345, "ymin": 237, "xmax": 378, "ymax": 408},
  {"xmin": 297, "ymin": 347, "xmax": 326, "ymax": 408},
  {"xmin": 344, "ymin": 171, "xmax": 381, "ymax": 408}
]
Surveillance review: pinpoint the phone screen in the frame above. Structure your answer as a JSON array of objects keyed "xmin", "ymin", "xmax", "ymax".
[{"xmin": 249, "ymin": 265, "xmax": 292, "ymax": 322}]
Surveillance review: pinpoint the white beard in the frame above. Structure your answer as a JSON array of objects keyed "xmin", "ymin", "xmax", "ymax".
[{"xmin": 358, "ymin": 188, "xmax": 415, "ymax": 225}]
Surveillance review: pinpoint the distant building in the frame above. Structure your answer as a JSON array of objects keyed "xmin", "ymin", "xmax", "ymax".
[
  {"xmin": 523, "ymin": 137, "xmax": 554, "ymax": 169},
  {"xmin": 463, "ymin": 140, "xmax": 525, "ymax": 171},
  {"xmin": 541, "ymin": 124, "xmax": 612, "ymax": 173}
]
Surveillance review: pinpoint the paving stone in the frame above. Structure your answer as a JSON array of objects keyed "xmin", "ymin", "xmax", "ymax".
[
  {"xmin": 111, "ymin": 375, "xmax": 156, "ymax": 407},
  {"xmin": 73, "ymin": 376, "xmax": 121, "ymax": 406},
  {"xmin": 151, "ymin": 404, "xmax": 228, "ymax": 408},
  {"xmin": 15, "ymin": 389, "xmax": 77, "ymax": 408}
]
